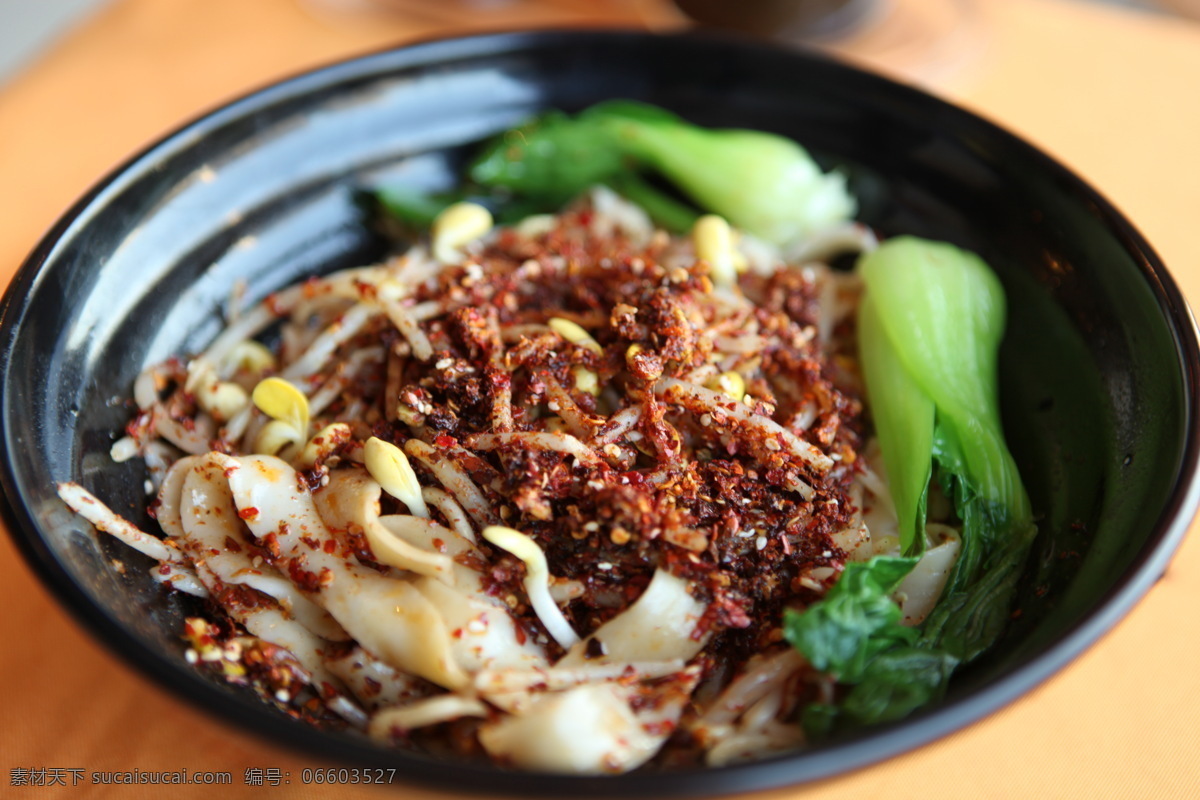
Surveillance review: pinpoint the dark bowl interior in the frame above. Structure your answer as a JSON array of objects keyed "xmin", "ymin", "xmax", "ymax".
[{"xmin": 2, "ymin": 30, "xmax": 1198, "ymax": 797}]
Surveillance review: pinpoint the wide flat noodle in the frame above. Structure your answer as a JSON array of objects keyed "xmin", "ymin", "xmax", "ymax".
[
  {"xmin": 224, "ymin": 454, "xmax": 471, "ymax": 690},
  {"xmin": 477, "ymin": 683, "xmax": 660, "ymax": 774},
  {"xmin": 325, "ymin": 647, "xmax": 431, "ymax": 711},
  {"xmin": 153, "ymin": 455, "xmax": 201, "ymax": 539},
  {"xmin": 477, "ymin": 568, "xmax": 707, "ymax": 770},
  {"xmin": 692, "ymin": 649, "xmax": 807, "ymax": 766},
  {"xmin": 370, "ymin": 696, "xmax": 488, "ymax": 740},
  {"xmin": 161, "ymin": 456, "xmax": 356, "ymax": 715},
  {"xmin": 414, "ymin": 576, "xmax": 548, "ymax": 675},
  {"xmin": 378, "ymin": 516, "xmax": 550, "ymax": 676},
  {"xmin": 178, "ymin": 454, "xmax": 348, "ymax": 642},
  {"xmin": 477, "ymin": 669, "xmax": 699, "ymax": 775},
  {"xmin": 313, "ymin": 468, "xmax": 455, "ymax": 581},
  {"xmin": 560, "ymin": 569, "xmax": 708, "ymax": 667},
  {"xmin": 896, "ymin": 526, "xmax": 961, "ymax": 626}
]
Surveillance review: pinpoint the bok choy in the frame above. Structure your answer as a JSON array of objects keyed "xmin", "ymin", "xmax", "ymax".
[
  {"xmin": 373, "ymin": 101, "xmax": 855, "ymax": 245},
  {"xmin": 785, "ymin": 237, "xmax": 1037, "ymax": 735}
]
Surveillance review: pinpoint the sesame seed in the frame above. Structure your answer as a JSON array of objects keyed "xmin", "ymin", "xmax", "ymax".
[
  {"xmin": 435, "ymin": 357, "xmax": 454, "ymax": 370},
  {"xmin": 755, "ymin": 536, "xmax": 768, "ymax": 551}
]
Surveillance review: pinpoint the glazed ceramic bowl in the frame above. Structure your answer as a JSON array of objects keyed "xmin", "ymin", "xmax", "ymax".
[{"xmin": 2, "ymin": 30, "xmax": 1197, "ymax": 796}]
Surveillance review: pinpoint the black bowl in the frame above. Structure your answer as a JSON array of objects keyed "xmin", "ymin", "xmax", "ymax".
[{"xmin": 2, "ymin": 30, "xmax": 1198, "ymax": 797}]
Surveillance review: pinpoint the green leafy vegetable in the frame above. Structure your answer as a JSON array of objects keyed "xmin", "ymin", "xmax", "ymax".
[
  {"xmin": 469, "ymin": 110, "xmax": 630, "ymax": 207},
  {"xmin": 783, "ymin": 556, "xmax": 918, "ymax": 683},
  {"xmin": 784, "ymin": 556, "xmax": 959, "ymax": 735},
  {"xmin": 832, "ymin": 647, "xmax": 960, "ymax": 727},
  {"xmin": 860, "ymin": 237, "xmax": 1029, "ymax": 529},
  {"xmin": 859, "ymin": 236, "xmax": 1037, "ymax": 661},
  {"xmin": 581, "ymin": 101, "xmax": 855, "ymax": 248},
  {"xmin": 857, "ymin": 292, "xmax": 935, "ymax": 556},
  {"xmin": 372, "ymin": 101, "xmax": 854, "ymax": 244},
  {"xmin": 788, "ymin": 237, "xmax": 1036, "ymax": 738},
  {"xmin": 374, "ymin": 185, "xmax": 463, "ymax": 228}
]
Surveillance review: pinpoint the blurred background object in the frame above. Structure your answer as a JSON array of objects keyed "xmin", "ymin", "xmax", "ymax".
[
  {"xmin": 2, "ymin": 0, "xmax": 1196, "ymax": 87},
  {"xmin": 662, "ymin": 0, "xmax": 877, "ymax": 38},
  {"xmin": 1156, "ymin": 0, "xmax": 1200, "ymax": 15},
  {"xmin": 649, "ymin": 0, "xmax": 971, "ymax": 87},
  {"xmin": 4, "ymin": 0, "xmax": 1197, "ymax": 94},
  {"xmin": 663, "ymin": 0, "xmax": 1195, "ymax": 87}
]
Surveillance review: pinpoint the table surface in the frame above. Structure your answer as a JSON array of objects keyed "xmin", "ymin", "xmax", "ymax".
[{"xmin": 2, "ymin": 0, "xmax": 1199, "ymax": 797}]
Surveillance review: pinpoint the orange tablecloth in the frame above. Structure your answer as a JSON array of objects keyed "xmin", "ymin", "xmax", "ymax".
[{"xmin": 2, "ymin": 0, "xmax": 1198, "ymax": 797}]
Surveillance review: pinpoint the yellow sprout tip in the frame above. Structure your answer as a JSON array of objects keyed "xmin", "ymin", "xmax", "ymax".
[
  {"xmin": 432, "ymin": 202, "xmax": 494, "ymax": 263},
  {"xmin": 693, "ymin": 214, "xmax": 738, "ymax": 287},
  {"xmin": 251, "ymin": 377, "xmax": 310, "ymax": 433},
  {"xmin": 548, "ymin": 317, "xmax": 602, "ymax": 355},
  {"xmin": 707, "ymin": 371, "xmax": 747, "ymax": 403},
  {"xmin": 365, "ymin": 436, "xmax": 430, "ymax": 518}
]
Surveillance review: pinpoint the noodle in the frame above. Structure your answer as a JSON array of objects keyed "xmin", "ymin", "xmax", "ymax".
[{"xmin": 60, "ymin": 189, "xmax": 942, "ymax": 773}]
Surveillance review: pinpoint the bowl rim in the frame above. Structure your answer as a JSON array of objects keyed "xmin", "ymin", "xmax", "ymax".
[{"xmin": 2, "ymin": 27, "xmax": 1199, "ymax": 797}]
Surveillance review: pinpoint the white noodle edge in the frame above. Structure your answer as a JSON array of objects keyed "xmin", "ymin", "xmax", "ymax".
[
  {"xmin": 369, "ymin": 696, "xmax": 489, "ymax": 739},
  {"xmin": 57, "ymin": 483, "xmax": 179, "ymax": 564}
]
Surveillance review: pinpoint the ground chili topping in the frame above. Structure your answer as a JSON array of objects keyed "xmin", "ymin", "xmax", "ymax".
[{"xmin": 306, "ymin": 205, "xmax": 868, "ymax": 663}]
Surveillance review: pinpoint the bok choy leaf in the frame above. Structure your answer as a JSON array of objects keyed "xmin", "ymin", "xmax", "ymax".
[
  {"xmin": 783, "ymin": 556, "xmax": 959, "ymax": 735},
  {"xmin": 783, "ymin": 556, "xmax": 920, "ymax": 684}
]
